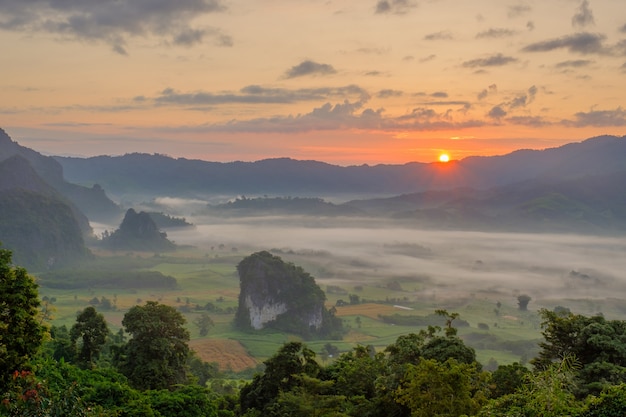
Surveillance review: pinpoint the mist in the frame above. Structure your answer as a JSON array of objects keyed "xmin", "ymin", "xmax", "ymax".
[{"xmin": 163, "ymin": 213, "xmax": 626, "ymax": 313}]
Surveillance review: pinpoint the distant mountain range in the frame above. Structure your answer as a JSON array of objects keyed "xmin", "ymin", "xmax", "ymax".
[{"xmin": 56, "ymin": 135, "xmax": 626, "ymax": 199}]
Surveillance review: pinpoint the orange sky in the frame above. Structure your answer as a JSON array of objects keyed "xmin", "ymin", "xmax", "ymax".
[{"xmin": 2, "ymin": 0, "xmax": 625, "ymax": 165}]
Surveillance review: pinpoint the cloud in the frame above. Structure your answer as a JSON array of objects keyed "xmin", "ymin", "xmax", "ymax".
[
  {"xmin": 430, "ymin": 91, "xmax": 448, "ymax": 98},
  {"xmin": 572, "ymin": 0, "xmax": 595, "ymax": 28},
  {"xmin": 565, "ymin": 107, "xmax": 626, "ymax": 127},
  {"xmin": 487, "ymin": 106, "xmax": 507, "ymax": 119},
  {"xmin": 521, "ymin": 32, "xmax": 606, "ymax": 55},
  {"xmin": 462, "ymin": 53, "xmax": 518, "ymax": 68},
  {"xmin": 375, "ymin": 0, "xmax": 418, "ymax": 15},
  {"xmin": 508, "ymin": 85, "xmax": 537, "ymax": 109},
  {"xmin": 620, "ymin": 24, "xmax": 626, "ymax": 33},
  {"xmin": 507, "ymin": 116, "xmax": 550, "ymax": 127},
  {"xmin": 0, "ymin": 0, "xmax": 228, "ymax": 54},
  {"xmin": 478, "ymin": 83, "xmax": 498, "ymax": 99},
  {"xmin": 527, "ymin": 21, "xmax": 535, "ymax": 31},
  {"xmin": 555, "ymin": 59, "xmax": 594, "ymax": 68},
  {"xmin": 174, "ymin": 98, "xmax": 486, "ymax": 134},
  {"xmin": 152, "ymin": 85, "xmax": 370, "ymax": 106},
  {"xmin": 377, "ymin": 89, "xmax": 403, "ymax": 98},
  {"xmin": 419, "ymin": 54, "xmax": 436, "ymax": 62},
  {"xmin": 283, "ymin": 60, "xmax": 337, "ymax": 79},
  {"xmin": 356, "ymin": 47, "xmax": 391, "ymax": 55},
  {"xmin": 475, "ymin": 28, "xmax": 518, "ymax": 39},
  {"xmin": 508, "ymin": 4, "xmax": 532, "ymax": 18},
  {"xmin": 424, "ymin": 31, "xmax": 454, "ymax": 41}
]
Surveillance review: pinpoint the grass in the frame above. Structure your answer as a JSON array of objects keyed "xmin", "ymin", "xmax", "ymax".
[{"xmin": 37, "ymin": 246, "xmax": 569, "ymax": 371}]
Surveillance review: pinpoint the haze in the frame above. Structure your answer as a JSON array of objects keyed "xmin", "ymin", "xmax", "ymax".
[{"xmin": 98, "ymin": 200, "xmax": 626, "ymax": 316}]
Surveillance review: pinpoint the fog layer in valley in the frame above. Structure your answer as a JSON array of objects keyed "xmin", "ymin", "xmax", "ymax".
[{"xmin": 161, "ymin": 214, "xmax": 626, "ymax": 312}]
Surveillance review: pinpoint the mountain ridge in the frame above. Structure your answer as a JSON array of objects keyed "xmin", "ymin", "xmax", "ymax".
[{"xmin": 54, "ymin": 134, "xmax": 626, "ymax": 198}]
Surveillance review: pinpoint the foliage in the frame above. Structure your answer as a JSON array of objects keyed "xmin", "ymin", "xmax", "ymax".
[
  {"xmin": 489, "ymin": 362, "xmax": 531, "ymax": 398},
  {"xmin": 396, "ymin": 358, "xmax": 487, "ymax": 417},
  {"xmin": 581, "ymin": 383, "xmax": 626, "ymax": 417},
  {"xmin": 48, "ymin": 325, "xmax": 77, "ymax": 362},
  {"xmin": 40, "ymin": 269, "xmax": 177, "ymax": 290},
  {"xmin": 533, "ymin": 309, "xmax": 626, "ymax": 397},
  {"xmin": 194, "ymin": 312, "xmax": 215, "ymax": 337},
  {"xmin": 70, "ymin": 306, "xmax": 109, "ymax": 368},
  {"xmin": 239, "ymin": 342, "xmax": 320, "ymax": 415},
  {"xmin": 115, "ymin": 301, "xmax": 191, "ymax": 390},
  {"xmin": 480, "ymin": 357, "xmax": 580, "ymax": 417},
  {"xmin": 421, "ymin": 335, "xmax": 478, "ymax": 365},
  {"xmin": 0, "ymin": 369, "xmax": 97, "ymax": 417},
  {"xmin": 0, "ymin": 247, "xmax": 45, "ymax": 391},
  {"xmin": 147, "ymin": 212, "xmax": 193, "ymax": 228},
  {"xmin": 147, "ymin": 385, "xmax": 220, "ymax": 417},
  {"xmin": 0, "ymin": 189, "xmax": 90, "ymax": 269},
  {"xmin": 517, "ymin": 294, "xmax": 532, "ymax": 311}
]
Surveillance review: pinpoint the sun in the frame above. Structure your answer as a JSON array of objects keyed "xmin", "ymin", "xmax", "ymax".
[{"xmin": 438, "ymin": 153, "xmax": 450, "ymax": 163}]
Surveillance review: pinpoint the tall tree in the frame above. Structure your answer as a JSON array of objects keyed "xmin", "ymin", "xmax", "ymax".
[
  {"xmin": 115, "ymin": 301, "xmax": 190, "ymax": 390},
  {"xmin": 396, "ymin": 358, "xmax": 486, "ymax": 417},
  {"xmin": 239, "ymin": 341, "xmax": 320, "ymax": 414},
  {"xmin": 533, "ymin": 308, "xmax": 626, "ymax": 396},
  {"xmin": 0, "ymin": 247, "xmax": 45, "ymax": 390},
  {"xmin": 70, "ymin": 306, "xmax": 108, "ymax": 368}
]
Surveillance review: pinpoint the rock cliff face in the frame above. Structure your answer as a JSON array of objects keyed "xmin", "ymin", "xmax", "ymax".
[{"xmin": 235, "ymin": 251, "xmax": 342, "ymax": 339}]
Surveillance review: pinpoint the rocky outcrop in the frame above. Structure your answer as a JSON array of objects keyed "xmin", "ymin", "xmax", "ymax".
[
  {"xmin": 101, "ymin": 208, "xmax": 176, "ymax": 251},
  {"xmin": 234, "ymin": 251, "xmax": 343, "ymax": 339}
]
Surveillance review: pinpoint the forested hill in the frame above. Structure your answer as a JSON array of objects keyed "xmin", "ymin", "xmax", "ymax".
[
  {"xmin": 0, "ymin": 128, "xmax": 120, "ymax": 222},
  {"xmin": 0, "ymin": 156, "xmax": 93, "ymax": 269},
  {"xmin": 55, "ymin": 135, "xmax": 626, "ymax": 197}
]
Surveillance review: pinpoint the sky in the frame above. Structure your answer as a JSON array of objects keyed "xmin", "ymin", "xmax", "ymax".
[{"xmin": 2, "ymin": 0, "xmax": 626, "ymax": 165}]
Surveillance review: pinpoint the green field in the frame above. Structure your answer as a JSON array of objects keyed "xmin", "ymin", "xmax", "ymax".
[{"xmin": 36, "ymin": 240, "xmax": 623, "ymax": 374}]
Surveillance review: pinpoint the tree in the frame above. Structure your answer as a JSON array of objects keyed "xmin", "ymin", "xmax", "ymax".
[
  {"xmin": 396, "ymin": 358, "xmax": 486, "ymax": 417},
  {"xmin": 481, "ymin": 357, "xmax": 580, "ymax": 417},
  {"xmin": 115, "ymin": 301, "xmax": 190, "ymax": 390},
  {"xmin": 489, "ymin": 362, "xmax": 530, "ymax": 398},
  {"xmin": 0, "ymin": 247, "xmax": 45, "ymax": 390},
  {"xmin": 532, "ymin": 309, "xmax": 626, "ymax": 397},
  {"xmin": 239, "ymin": 342, "xmax": 320, "ymax": 414},
  {"xmin": 517, "ymin": 294, "xmax": 532, "ymax": 311},
  {"xmin": 70, "ymin": 306, "xmax": 109, "ymax": 368},
  {"xmin": 193, "ymin": 312, "xmax": 214, "ymax": 337},
  {"xmin": 421, "ymin": 335, "xmax": 477, "ymax": 365}
]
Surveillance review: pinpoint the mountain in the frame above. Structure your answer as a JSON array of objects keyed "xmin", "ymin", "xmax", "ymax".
[
  {"xmin": 343, "ymin": 168, "xmax": 626, "ymax": 233},
  {"xmin": 101, "ymin": 208, "xmax": 176, "ymax": 252},
  {"xmin": 55, "ymin": 135, "xmax": 626, "ymax": 199},
  {"xmin": 0, "ymin": 156, "xmax": 93, "ymax": 269},
  {"xmin": 0, "ymin": 128, "xmax": 120, "ymax": 222}
]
